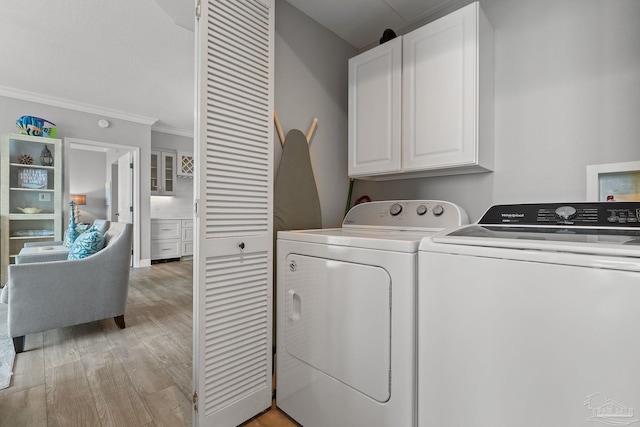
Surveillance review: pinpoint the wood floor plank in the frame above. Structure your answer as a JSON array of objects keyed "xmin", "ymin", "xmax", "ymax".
[
  {"xmin": 165, "ymin": 361, "xmax": 192, "ymax": 400},
  {"xmin": 144, "ymin": 385, "xmax": 192, "ymax": 427},
  {"xmin": 72, "ymin": 321, "xmax": 113, "ymax": 356},
  {"xmin": 0, "ymin": 335, "xmax": 44, "ymax": 397},
  {"xmin": 147, "ymin": 308, "xmax": 192, "ymax": 351},
  {"xmin": 81, "ymin": 350, "xmax": 153, "ymax": 427},
  {"xmin": 243, "ymin": 405, "xmax": 300, "ymax": 427},
  {"xmin": 141, "ymin": 332, "xmax": 191, "ymax": 369},
  {"xmin": 0, "ymin": 384, "xmax": 47, "ymax": 427},
  {"xmin": 110, "ymin": 341, "xmax": 175, "ymax": 396},
  {"xmin": 43, "ymin": 327, "xmax": 81, "ymax": 369},
  {"xmin": 45, "ymin": 361, "xmax": 101, "ymax": 427}
]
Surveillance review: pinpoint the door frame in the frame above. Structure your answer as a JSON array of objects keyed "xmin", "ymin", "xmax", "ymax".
[{"xmin": 64, "ymin": 137, "xmax": 141, "ymax": 268}]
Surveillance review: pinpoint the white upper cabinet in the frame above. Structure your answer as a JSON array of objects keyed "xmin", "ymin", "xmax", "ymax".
[
  {"xmin": 348, "ymin": 2, "xmax": 494, "ymax": 180},
  {"xmin": 150, "ymin": 150, "xmax": 176, "ymax": 195},
  {"xmin": 176, "ymin": 150, "xmax": 194, "ymax": 178},
  {"xmin": 348, "ymin": 36, "xmax": 402, "ymax": 176}
]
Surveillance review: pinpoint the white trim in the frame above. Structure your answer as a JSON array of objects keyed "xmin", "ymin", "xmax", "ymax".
[
  {"xmin": 152, "ymin": 124, "xmax": 194, "ymax": 138},
  {"xmin": 0, "ymin": 85, "xmax": 158, "ymax": 126},
  {"xmin": 69, "ymin": 142, "xmax": 109, "ymax": 152}
]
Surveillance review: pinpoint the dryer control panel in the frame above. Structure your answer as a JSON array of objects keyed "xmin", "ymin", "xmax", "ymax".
[
  {"xmin": 479, "ymin": 202, "xmax": 640, "ymax": 227},
  {"xmin": 342, "ymin": 200, "xmax": 469, "ymax": 231}
]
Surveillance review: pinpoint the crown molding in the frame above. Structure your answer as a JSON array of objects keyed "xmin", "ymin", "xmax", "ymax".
[
  {"xmin": 0, "ymin": 85, "xmax": 158, "ymax": 126},
  {"xmin": 151, "ymin": 124, "xmax": 194, "ymax": 138}
]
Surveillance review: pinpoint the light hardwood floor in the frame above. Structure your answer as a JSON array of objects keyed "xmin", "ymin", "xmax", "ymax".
[{"xmin": 0, "ymin": 261, "xmax": 297, "ymax": 427}]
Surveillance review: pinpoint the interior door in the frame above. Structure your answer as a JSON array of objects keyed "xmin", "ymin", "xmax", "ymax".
[
  {"xmin": 194, "ymin": 1, "xmax": 275, "ymax": 426},
  {"xmin": 117, "ymin": 151, "xmax": 132, "ymax": 224}
]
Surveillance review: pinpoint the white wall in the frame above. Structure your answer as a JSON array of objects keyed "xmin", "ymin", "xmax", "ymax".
[
  {"xmin": 350, "ymin": 0, "xmax": 640, "ymax": 222},
  {"xmin": 275, "ymin": 0, "xmax": 358, "ymax": 227},
  {"xmin": 68, "ymin": 148, "xmax": 107, "ymax": 224}
]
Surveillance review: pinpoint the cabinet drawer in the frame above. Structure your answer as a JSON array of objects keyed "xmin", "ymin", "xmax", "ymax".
[
  {"xmin": 151, "ymin": 239, "xmax": 181, "ymax": 260},
  {"xmin": 151, "ymin": 219, "xmax": 181, "ymax": 239},
  {"xmin": 181, "ymin": 219, "xmax": 193, "ymax": 228}
]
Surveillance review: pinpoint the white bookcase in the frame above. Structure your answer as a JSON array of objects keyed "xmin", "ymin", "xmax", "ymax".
[{"xmin": 1, "ymin": 133, "xmax": 63, "ymax": 284}]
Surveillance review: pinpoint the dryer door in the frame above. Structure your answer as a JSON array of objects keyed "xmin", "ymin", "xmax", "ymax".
[{"xmin": 284, "ymin": 254, "xmax": 392, "ymax": 402}]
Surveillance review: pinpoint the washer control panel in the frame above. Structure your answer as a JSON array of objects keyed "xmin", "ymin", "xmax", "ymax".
[
  {"xmin": 479, "ymin": 202, "xmax": 640, "ymax": 227},
  {"xmin": 343, "ymin": 200, "xmax": 469, "ymax": 230}
]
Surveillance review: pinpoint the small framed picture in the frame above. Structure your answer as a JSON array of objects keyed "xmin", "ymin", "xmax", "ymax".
[
  {"xmin": 18, "ymin": 168, "xmax": 48, "ymax": 189},
  {"xmin": 586, "ymin": 161, "xmax": 640, "ymax": 202}
]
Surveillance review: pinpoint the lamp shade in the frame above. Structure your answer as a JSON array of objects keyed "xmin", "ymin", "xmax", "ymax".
[{"xmin": 71, "ymin": 194, "xmax": 86, "ymax": 205}]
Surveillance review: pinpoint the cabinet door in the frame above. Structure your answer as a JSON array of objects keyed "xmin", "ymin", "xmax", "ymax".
[
  {"xmin": 151, "ymin": 151, "xmax": 177, "ymax": 195},
  {"xmin": 177, "ymin": 151, "xmax": 194, "ymax": 177},
  {"xmin": 161, "ymin": 152, "xmax": 176, "ymax": 195},
  {"xmin": 402, "ymin": 3, "xmax": 478, "ymax": 171},
  {"xmin": 348, "ymin": 37, "xmax": 402, "ymax": 177},
  {"xmin": 150, "ymin": 151, "xmax": 160, "ymax": 194}
]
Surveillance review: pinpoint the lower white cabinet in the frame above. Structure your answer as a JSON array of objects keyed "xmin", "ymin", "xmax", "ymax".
[
  {"xmin": 181, "ymin": 219, "xmax": 193, "ymax": 257},
  {"xmin": 151, "ymin": 219, "xmax": 181, "ymax": 260},
  {"xmin": 151, "ymin": 218, "xmax": 193, "ymax": 261}
]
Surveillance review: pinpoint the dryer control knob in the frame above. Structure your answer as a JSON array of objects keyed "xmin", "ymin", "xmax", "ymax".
[
  {"xmin": 433, "ymin": 205, "xmax": 444, "ymax": 216},
  {"xmin": 555, "ymin": 205, "xmax": 577, "ymax": 220},
  {"xmin": 416, "ymin": 205, "xmax": 428, "ymax": 216},
  {"xmin": 390, "ymin": 203, "xmax": 403, "ymax": 216}
]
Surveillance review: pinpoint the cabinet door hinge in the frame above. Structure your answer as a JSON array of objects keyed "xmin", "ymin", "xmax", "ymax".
[
  {"xmin": 195, "ymin": 0, "xmax": 201, "ymax": 19},
  {"xmin": 194, "ymin": 198, "xmax": 200, "ymax": 217},
  {"xmin": 192, "ymin": 391, "xmax": 198, "ymax": 411}
]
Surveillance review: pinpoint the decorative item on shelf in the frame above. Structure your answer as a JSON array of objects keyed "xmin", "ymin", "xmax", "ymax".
[
  {"xmin": 19, "ymin": 154, "xmax": 33, "ymax": 164},
  {"xmin": 16, "ymin": 207, "xmax": 43, "ymax": 214},
  {"xmin": 40, "ymin": 145, "xmax": 54, "ymax": 166},
  {"xmin": 15, "ymin": 116, "xmax": 57, "ymax": 137},
  {"xmin": 70, "ymin": 194, "xmax": 86, "ymax": 224},
  {"xmin": 18, "ymin": 168, "xmax": 47, "ymax": 189},
  {"xmin": 64, "ymin": 201, "xmax": 79, "ymax": 246}
]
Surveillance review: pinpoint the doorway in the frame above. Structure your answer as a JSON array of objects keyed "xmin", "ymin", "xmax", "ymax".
[{"xmin": 65, "ymin": 137, "xmax": 142, "ymax": 268}]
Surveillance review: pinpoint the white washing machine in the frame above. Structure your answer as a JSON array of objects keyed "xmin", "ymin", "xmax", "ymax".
[
  {"xmin": 277, "ymin": 200, "xmax": 468, "ymax": 427},
  {"xmin": 418, "ymin": 202, "xmax": 640, "ymax": 427}
]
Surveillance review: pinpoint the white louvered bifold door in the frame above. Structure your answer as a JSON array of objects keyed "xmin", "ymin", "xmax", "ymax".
[{"xmin": 194, "ymin": 1, "xmax": 274, "ymax": 426}]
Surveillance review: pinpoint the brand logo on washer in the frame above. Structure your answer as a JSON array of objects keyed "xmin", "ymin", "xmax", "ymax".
[
  {"xmin": 584, "ymin": 393, "xmax": 638, "ymax": 425},
  {"xmin": 501, "ymin": 213, "xmax": 525, "ymax": 218}
]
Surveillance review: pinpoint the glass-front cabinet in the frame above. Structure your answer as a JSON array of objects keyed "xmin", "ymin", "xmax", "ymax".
[
  {"xmin": 1, "ymin": 133, "xmax": 62, "ymax": 284},
  {"xmin": 150, "ymin": 150, "xmax": 176, "ymax": 195}
]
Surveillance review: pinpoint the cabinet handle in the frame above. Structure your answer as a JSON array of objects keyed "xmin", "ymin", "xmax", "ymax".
[{"xmin": 238, "ymin": 242, "xmax": 245, "ymax": 250}]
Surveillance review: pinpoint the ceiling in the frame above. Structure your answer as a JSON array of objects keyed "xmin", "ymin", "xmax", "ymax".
[
  {"xmin": 0, "ymin": 0, "xmax": 450, "ymax": 137},
  {"xmin": 287, "ymin": 0, "xmax": 454, "ymax": 49}
]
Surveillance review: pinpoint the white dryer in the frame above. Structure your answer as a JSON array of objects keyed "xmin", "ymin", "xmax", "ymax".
[
  {"xmin": 418, "ymin": 202, "xmax": 640, "ymax": 427},
  {"xmin": 277, "ymin": 200, "xmax": 468, "ymax": 427}
]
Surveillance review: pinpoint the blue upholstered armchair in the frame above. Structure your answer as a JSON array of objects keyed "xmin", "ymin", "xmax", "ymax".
[{"xmin": 1, "ymin": 222, "xmax": 133, "ymax": 353}]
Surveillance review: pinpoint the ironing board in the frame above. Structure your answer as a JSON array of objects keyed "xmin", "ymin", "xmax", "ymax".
[{"xmin": 274, "ymin": 129, "xmax": 322, "ymax": 233}]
